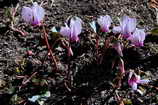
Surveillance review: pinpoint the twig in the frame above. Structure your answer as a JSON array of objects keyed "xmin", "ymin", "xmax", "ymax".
[
  {"xmin": 10, "ymin": 4, "xmax": 27, "ymax": 36},
  {"xmin": 22, "ymin": 72, "xmax": 37, "ymax": 85},
  {"xmin": 10, "ymin": 26, "xmax": 27, "ymax": 36}
]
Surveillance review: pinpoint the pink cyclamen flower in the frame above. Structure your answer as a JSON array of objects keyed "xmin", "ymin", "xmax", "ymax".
[
  {"xmin": 21, "ymin": 2, "xmax": 45, "ymax": 26},
  {"xmin": 128, "ymin": 71, "xmax": 149, "ymax": 91},
  {"xmin": 128, "ymin": 28, "xmax": 146, "ymax": 47},
  {"xmin": 113, "ymin": 16, "xmax": 136, "ymax": 38},
  {"xmin": 60, "ymin": 17, "xmax": 82, "ymax": 42},
  {"xmin": 97, "ymin": 15, "xmax": 112, "ymax": 32}
]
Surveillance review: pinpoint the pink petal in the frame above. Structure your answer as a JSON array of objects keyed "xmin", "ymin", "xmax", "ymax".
[
  {"xmin": 21, "ymin": 6, "xmax": 33, "ymax": 24},
  {"xmin": 125, "ymin": 17, "xmax": 136, "ymax": 35},
  {"xmin": 112, "ymin": 26, "xmax": 121, "ymax": 34},
  {"xmin": 128, "ymin": 74, "xmax": 138, "ymax": 90},
  {"xmin": 128, "ymin": 71, "xmax": 134, "ymax": 81},
  {"xmin": 120, "ymin": 16, "xmax": 136, "ymax": 38},
  {"xmin": 131, "ymin": 82, "xmax": 138, "ymax": 90},
  {"xmin": 31, "ymin": 2, "xmax": 45, "ymax": 25},
  {"xmin": 128, "ymin": 28, "xmax": 146, "ymax": 47},
  {"xmin": 135, "ymin": 74, "xmax": 141, "ymax": 82},
  {"xmin": 128, "ymin": 71, "xmax": 139, "ymax": 86},
  {"xmin": 138, "ymin": 79, "xmax": 150, "ymax": 84},
  {"xmin": 60, "ymin": 24, "xmax": 71, "ymax": 37},
  {"xmin": 71, "ymin": 25, "xmax": 80, "ymax": 42},
  {"xmin": 61, "ymin": 17, "xmax": 82, "ymax": 42},
  {"xmin": 74, "ymin": 16, "xmax": 83, "ymax": 24},
  {"xmin": 70, "ymin": 17, "xmax": 82, "ymax": 35},
  {"xmin": 97, "ymin": 15, "xmax": 112, "ymax": 32},
  {"xmin": 120, "ymin": 16, "xmax": 129, "ymax": 32},
  {"xmin": 21, "ymin": 2, "xmax": 45, "ymax": 26},
  {"xmin": 70, "ymin": 17, "xmax": 82, "ymax": 41}
]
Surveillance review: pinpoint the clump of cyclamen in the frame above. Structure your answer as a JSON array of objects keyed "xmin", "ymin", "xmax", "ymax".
[
  {"xmin": 60, "ymin": 16, "xmax": 83, "ymax": 42},
  {"xmin": 21, "ymin": 2, "xmax": 45, "ymax": 26},
  {"xmin": 113, "ymin": 16, "xmax": 146, "ymax": 47}
]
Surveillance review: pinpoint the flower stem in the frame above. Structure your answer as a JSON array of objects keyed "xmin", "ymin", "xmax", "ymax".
[{"xmin": 42, "ymin": 25, "xmax": 58, "ymax": 70}]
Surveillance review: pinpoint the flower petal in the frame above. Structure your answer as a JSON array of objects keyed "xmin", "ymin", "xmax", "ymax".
[
  {"xmin": 120, "ymin": 16, "xmax": 136, "ymax": 38},
  {"xmin": 31, "ymin": 2, "xmax": 45, "ymax": 25},
  {"xmin": 138, "ymin": 79, "xmax": 150, "ymax": 84},
  {"xmin": 97, "ymin": 15, "xmax": 112, "ymax": 32},
  {"xmin": 61, "ymin": 17, "xmax": 82, "ymax": 42},
  {"xmin": 112, "ymin": 26, "xmax": 121, "ymax": 34},
  {"xmin": 128, "ymin": 71, "xmax": 134, "ymax": 81},
  {"xmin": 70, "ymin": 17, "xmax": 82, "ymax": 41},
  {"xmin": 131, "ymin": 82, "xmax": 138, "ymax": 90},
  {"xmin": 21, "ymin": 6, "xmax": 33, "ymax": 24},
  {"xmin": 60, "ymin": 24, "xmax": 71, "ymax": 37},
  {"xmin": 21, "ymin": 2, "xmax": 45, "ymax": 26},
  {"xmin": 128, "ymin": 28, "xmax": 146, "ymax": 47},
  {"xmin": 127, "ymin": 17, "xmax": 136, "ymax": 33},
  {"xmin": 120, "ymin": 16, "xmax": 129, "ymax": 32}
]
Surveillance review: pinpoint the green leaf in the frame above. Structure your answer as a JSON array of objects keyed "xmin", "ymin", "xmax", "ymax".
[
  {"xmin": 32, "ymin": 78, "xmax": 40, "ymax": 83},
  {"xmin": 41, "ymin": 91, "xmax": 51, "ymax": 98},
  {"xmin": 50, "ymin": 32, "xmax": 63, "ymax": 43},
  {"xmin": 150, "ymin": 28, "xmax": 158, "ymax": 36},
  {"xmin": 10, "ymin": 94, "xmax": 23, "ymax": 105},
  {"xmin": 123, "ymin": 98, "xmax": 132, "ymax": 105}
]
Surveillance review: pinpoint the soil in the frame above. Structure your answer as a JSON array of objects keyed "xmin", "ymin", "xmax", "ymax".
[{"xmin": 0, "ymin": 0, "xmax": 158, "ymax": 105}]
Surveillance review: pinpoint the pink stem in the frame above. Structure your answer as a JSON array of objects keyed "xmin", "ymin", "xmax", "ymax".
[{"xmin": 42, "ymin": 25, "xmax": 58, "ymax": 70}]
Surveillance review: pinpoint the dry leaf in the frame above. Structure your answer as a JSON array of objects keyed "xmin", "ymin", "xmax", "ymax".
[
  {"xmin": 149, "ymin": 0, "xmax": 158, "ymax": 24},
  {"xmin": 149, "ymin": 0, "xmax": 158, "ymax": 8}
]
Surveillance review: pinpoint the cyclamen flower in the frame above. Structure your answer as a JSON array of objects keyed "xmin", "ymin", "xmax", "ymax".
[
  {"xmin": 60, "ymin": 17, "xmax": 82, "ymax": 42},
  {"xmin": 128, "ymin": 71, "xmax": 149, "ymax": 91},
  {"xmin": 97, "ymin": 15, "xmax": 112, "ymax": 32},
  {"xmin": 128, "ymin": 28, "xmax": 146, "ymax": 47},
  {"xmin": 113, "ymin": 16, "xmax": 136, "ymax": 38},
  {"xmin": 21, "ymin": 2, "xmax": 45, "ymax": 26}
]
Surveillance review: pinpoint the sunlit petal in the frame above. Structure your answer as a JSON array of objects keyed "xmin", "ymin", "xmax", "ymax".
[
  {"xmin": 97, "ymin": 15, "xmax": 112, "ymax": 32},
  {"xmin": 128, "ymin": 28, "xmax": 146, "ymax": 47},
  {"xmin": 60, "ymin": 24, "xmax": 71, "ymax": 37},
  {"xmin": 21, "ymin": 6, "xmax": 33, "ymax": 24},
  {"xmin": 112, "ymin": 26, "xmax": 121, "ymax": 34}
]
